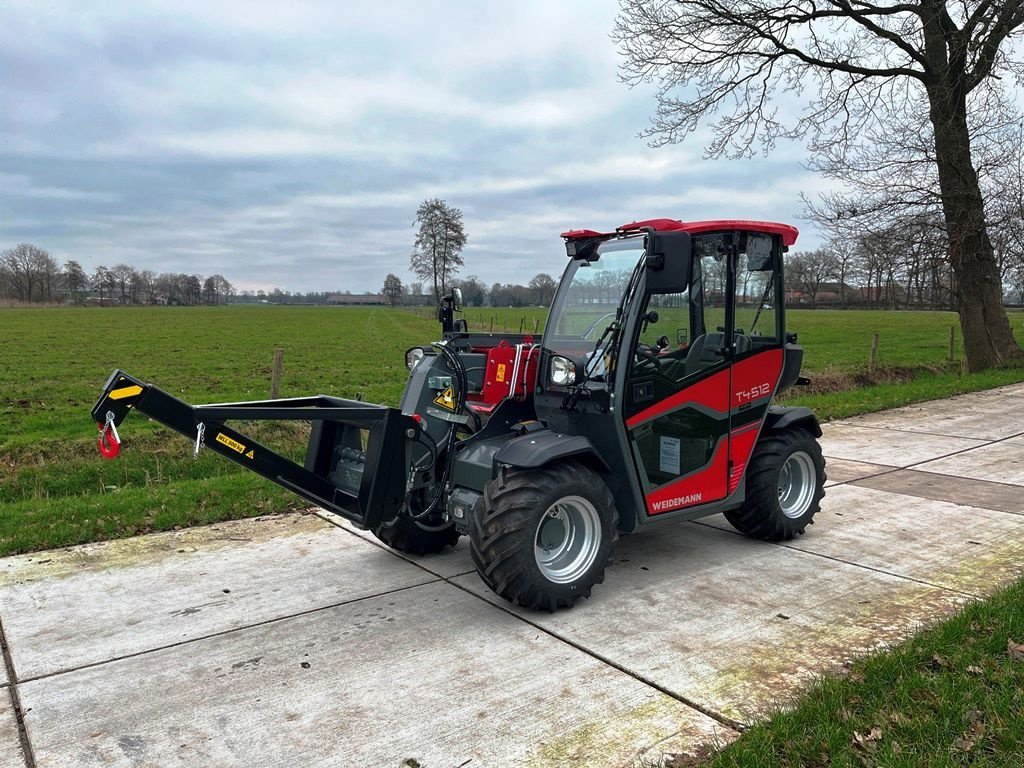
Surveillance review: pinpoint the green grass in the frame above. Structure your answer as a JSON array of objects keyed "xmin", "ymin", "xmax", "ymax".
[
  {"xmin": 706, "ymin": 579, "xmax": 1024, "ymax": 767},
  {"xmin": 2, "ymin": 304, "xmax": 1023, "ymax": 767},
  {"xmin": 1, "ymin": 305, "xmax": 1023, "ymax": 559}
]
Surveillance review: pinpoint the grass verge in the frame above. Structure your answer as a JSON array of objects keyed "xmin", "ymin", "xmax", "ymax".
[
  {"xmin": 0, "ymin": 473, "xmax": 305, "ymax": 555},
  {"xmin": 782, "ymin": 362, "xmax": 1024, "ymax": 422},
  {"xmin": 701, "ymin": 579, "xmax": 1024, "ymax": 768}
]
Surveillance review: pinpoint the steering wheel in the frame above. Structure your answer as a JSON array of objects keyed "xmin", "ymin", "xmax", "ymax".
[{"xmin": 633, "ymin": 343, "xmax": 663, "ymax": 376}]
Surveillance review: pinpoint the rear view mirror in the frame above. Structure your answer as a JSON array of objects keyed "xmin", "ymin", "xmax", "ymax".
[
  {"xmin": 645, "ymin": 231, "xmax": 691, "ymax": 294},
  {"xmin": 744, "ymin": 234, "xmax": 774, "ymax": 271}
]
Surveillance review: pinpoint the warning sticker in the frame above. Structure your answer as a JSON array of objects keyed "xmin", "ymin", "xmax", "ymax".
[
  {"xmin": 215, "ymin": 433, "xmax": 247, "ymax": 454},
  {"xmin": 495, "ymin": 363, "xmax": 507, "ymax": 383},
  {"xmin": 433, "ymin": 386, "xmax": 456, "ymax": 411},
  {"xmin": 244, "ymin": 449, "xmax": 255, "ymax": 460},
  {"xmin": 659, "ymin": 436, "xmax": 680, "ymax": 475}
]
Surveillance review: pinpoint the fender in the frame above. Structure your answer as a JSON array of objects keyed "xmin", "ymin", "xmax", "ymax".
[
  {"xmin": 493, "ymin": 430, "xmax": 611, "ymax": 476},
  {"xmin": 763, "ymin": 405, "xmax": 822, "ymax": 438}
]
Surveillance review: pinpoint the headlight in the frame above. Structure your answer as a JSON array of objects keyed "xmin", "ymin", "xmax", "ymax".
[
  {"xmin": 405, "ymin": 348, "xmax": 425, "ymax": 370},
  {"xmin": 550, "ymin": 355, "xmax": 577, "ymax": 386}
]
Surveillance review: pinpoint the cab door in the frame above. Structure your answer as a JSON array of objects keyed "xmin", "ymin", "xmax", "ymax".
[
  {"xmin": 622, "ymin": 243, "xmax": 732, "ymax": 517},
  {"xmin": 725, "ymin": 233, "xmax": 786, "ymax": 494}
]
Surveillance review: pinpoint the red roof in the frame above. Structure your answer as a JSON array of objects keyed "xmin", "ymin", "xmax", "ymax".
[{"xmin": 562, "ymin": 218, "xmax": 799, "ymax": 247}]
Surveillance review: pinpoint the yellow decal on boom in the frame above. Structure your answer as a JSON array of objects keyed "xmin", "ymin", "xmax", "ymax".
[
  {"xmin": 495, "ymin": 363, "xmax": 506, "ymax": 383},
  {"xmin": 215, "ymin": 433, "xmax": 246, "ymax": 454},
  {"xmin": 433, "ymin": 386, "xmax": 456, "ymax": 411},
  {"xmin": 244, "ymin": 450, "xmax": 255, "ymax": 460},
  {"xmin": 109, "ymin": 385, "xmax": 143, "ymax": 400}
]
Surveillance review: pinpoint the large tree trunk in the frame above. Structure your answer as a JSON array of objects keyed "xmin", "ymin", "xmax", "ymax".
[{"xmin": 928, "ymin": 90, "xmax": 1023, "ymax": 371}]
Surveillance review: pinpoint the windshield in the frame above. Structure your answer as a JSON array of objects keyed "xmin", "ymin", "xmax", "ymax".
[{"xmin": 547, "ymin": 238, "xmax": 645, "ymax": 341}]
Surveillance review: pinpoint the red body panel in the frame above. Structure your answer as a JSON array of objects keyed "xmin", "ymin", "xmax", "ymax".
[
  {"xmin": 727, "ymin": 423, "xmax": 759, "ymax": 495},
  {"xmin": 730, "ymin": 348, "xmax": 784, "ymax": 409},
  {"xmin": 636, "ymin": 347, "xmax": 785, "ymax": 515},
  {"xmin": 727, "ymin": 348, "xmax": 784, "ymax": 494},
  {"xmin": 645, "ymin": 439, "xmax": 728, "ymax": 514},
  {"xmin": 563, "ymin": 219, "xmax": 799, "ymax": 247},
  {"xmin": 625, "ymin": 368, "xmax": 730, "ymax": 429},
  {"xmin": 477, "ymin": 341, "xmax": 539, "ymax": 405}
]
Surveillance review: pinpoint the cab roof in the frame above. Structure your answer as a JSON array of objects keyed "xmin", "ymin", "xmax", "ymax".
[{"xmin": 560, "ymin": 218, "xmax": 799, "ymax": 248}]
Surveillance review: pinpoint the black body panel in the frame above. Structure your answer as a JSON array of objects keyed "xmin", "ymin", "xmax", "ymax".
[
  {"xmin": 764, "ymin": 405, "xmax": 822, "ymax": 437},
  {"xmin": 494, "ymin": 430, "xmax": 611, "ymax": 475}
]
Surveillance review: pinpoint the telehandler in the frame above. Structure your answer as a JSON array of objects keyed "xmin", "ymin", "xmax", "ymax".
[{"xmin": 91, "ymin": 218, "xmax": 825, "ymax": 610}]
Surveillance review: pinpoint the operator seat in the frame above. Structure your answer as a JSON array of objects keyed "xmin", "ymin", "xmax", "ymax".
[
  {"xmin": 663, "ymin": 332, "xmax": 753, "ymax": 381},
  {"xmin": 681, "ymin": 332, "xmax": 723, "ymax": 377}
]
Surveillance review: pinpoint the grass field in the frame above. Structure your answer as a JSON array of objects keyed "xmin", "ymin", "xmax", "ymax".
[
  {"xmin": 2, "ymin": 304, "xmax": 1024, "ymax": 767},
  {"xmin": 2, "ymin": 304, "xmax": 1024, "ymax": 556}
]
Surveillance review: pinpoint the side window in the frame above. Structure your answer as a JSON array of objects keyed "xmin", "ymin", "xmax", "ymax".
[
  {"xmin": 734, "ymin": 234, "xmax": 780, "ymax": 347},
  {"xmin": 632, "ymin": 237, "xmax": 734, "ymax": 384},
  {"xmin": 638, "ymin": 290, "xmax": 691, "ymax": 350}
]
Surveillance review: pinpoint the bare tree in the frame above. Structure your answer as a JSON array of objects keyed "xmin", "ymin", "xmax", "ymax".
[
  {"xmin": 1, "ymin": 243, "xmax": 55, "ymax": 302},
  {"xmin": 456, "ymin": 275, "xmax": 487, "ymax": 307},
  {"xmin": 92, "ymin": 265, "xmax": 114, "ymax": 303},
  {"xmin": 410, "ymin": 198, "xmax": 468, "ymax": 302},
  {"xmin": 805, "ymin": 81, "xmax": 1023, "ymax": 311},
  {"xmin": 136, "ymin": 270, "xmax": 157, "ymax": 304},
  {"xmin": 184, "ymin": 274, "xmax": 202, "ymax": 305},
  {"xmin": 528, "ymin": 273, "xmax": 557, "ymax": 306},
  {"xmin": 109, "ymin": 263, "xmax": 136, "ymax": 304},
  {"xmin": 615, "ymin": 0, "xmax": 1024, "ymax": 370},
  {"xmin": 61, "ymin": 260, "xmax": 88, "ymax": 303},
  {"xmin": 786, "ymin": 249, "xmax": 837, "ymax": 309},
  {"xmin": 382, "ymin": 273, "xmax": 404, "ymax": 306}
]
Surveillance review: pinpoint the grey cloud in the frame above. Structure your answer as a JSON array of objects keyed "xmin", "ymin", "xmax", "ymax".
[{"xmin": 1, "ymin": 0, "xmax": 824, "ymax": 293}]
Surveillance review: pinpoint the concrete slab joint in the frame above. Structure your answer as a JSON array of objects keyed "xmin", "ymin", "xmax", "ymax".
[{"xmin": 0, "ymin": 384, "xmax": 1020, "ymax": 766}]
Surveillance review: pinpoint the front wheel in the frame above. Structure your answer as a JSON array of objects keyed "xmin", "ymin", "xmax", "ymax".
[
  {"xmin": 470, "ymin": 461, "xmax": 618, "ymax": 611},
  {"xmin": 724, "ymin": 427, "xmax": 826, "ymax": 541},
  {"xmin": 372, "ymin": 514, "xmax": 460, "ymax": 555}
]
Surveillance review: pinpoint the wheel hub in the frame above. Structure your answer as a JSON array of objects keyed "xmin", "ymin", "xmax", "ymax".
[
  {"xmin": 777, "ymin": 451, "xmax": 816, "ymax": 519},
  {"xmin": 534, "ymin": 496, "xmax": 601, "ymax": 584}
]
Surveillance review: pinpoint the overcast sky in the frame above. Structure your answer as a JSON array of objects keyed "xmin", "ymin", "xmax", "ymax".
[{"xmin": 1, "ymin": 0, "xmax": 829, "ymax": 293}]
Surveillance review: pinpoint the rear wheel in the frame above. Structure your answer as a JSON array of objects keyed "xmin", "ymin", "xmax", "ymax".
[
  {"xmin": 372, "ymin": 514, "xmax": 460, "ymax": 555},
  {"xmin": 470, "ymin": 461, "xmax": 618, "ymax": 611},
  {"xmin": 725, "ymin": 427, "xmax": 825, "ymax": 541}
]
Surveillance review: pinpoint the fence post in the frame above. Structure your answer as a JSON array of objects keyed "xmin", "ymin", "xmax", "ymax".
[
  {"xmin": 519, "ymin": 317, "xmax": 524, "ymax": 334},
  {"xmin": 948, "ymin": 325, "xmax": 955, "ymax": 363},
  {"xmin": 534, "ymin": 317, "xmax": 540, "ymax": 334},
  {"xmin": 869, "ymin": 333, "xmax": 879, "ymax": 373},
  {"xmin": 270, "ymin": 348, "xmax": 284, "ymax": 399}
]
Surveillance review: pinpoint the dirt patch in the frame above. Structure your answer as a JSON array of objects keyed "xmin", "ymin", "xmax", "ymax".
[{"xmin": 788, "ymin": 365, "xmax": 938, "ymax": 397}]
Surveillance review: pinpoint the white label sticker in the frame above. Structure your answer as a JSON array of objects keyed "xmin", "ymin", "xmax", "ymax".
[{"xmin": 659, "ymin": 436, "xmax": 680, "ymax": 475}]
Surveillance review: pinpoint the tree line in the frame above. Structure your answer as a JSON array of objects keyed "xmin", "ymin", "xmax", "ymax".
[
  {"xmin": 381, "ymin": 270, "xmax": 559, "ymax": 308},
  {"xmin": 0, "ymin": 243, "xmax": 234, "ymax": 305},
  {"xmin": 786, "ymin": 219, "xmax": 1024, "ymax": 312}
]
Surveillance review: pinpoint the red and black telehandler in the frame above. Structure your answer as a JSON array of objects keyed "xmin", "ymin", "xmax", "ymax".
[{"xmin": 91, "ymin": 218, "xmax": 826, "ymax": 610}]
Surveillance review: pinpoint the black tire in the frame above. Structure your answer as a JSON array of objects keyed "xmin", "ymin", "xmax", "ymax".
[
  {"xmin": 372, "ymin": 515, "xmax": 460, "ymax": 555},
  {"xmin": 470, "ymin": 461, "xmax": 618, "ymax": 611},
  {"xmin": 724, "ymin": 427, "xmax": 826, "ymax": 541}
]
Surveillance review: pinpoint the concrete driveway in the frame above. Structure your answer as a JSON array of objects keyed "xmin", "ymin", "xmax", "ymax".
[{"xmin": 2, "ymin": 383, "xmax": 1023, "ymax": 767}]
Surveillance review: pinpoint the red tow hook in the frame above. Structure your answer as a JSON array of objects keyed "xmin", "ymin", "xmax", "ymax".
[{"xmin": 97, "ymin": 414, "xmax": 121, "ymax": 460}]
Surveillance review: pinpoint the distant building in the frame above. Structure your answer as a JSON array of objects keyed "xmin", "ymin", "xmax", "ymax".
[
  {"xmin": 785, "ymin": 281, "xmax": 858, "ymax": 306},
  {"xmin": 326, "ymin": 293, "xmax": 386, "ymax": 305}
]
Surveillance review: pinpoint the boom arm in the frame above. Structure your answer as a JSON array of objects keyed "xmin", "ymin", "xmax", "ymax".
[{"xmin": 90, "ymin": 370, "xmax": 413, "ymax": 529}]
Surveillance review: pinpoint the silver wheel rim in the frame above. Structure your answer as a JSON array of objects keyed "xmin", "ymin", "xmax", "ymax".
[
  {"xmin": 777, "ymin": 451, "xmax": 816, "ymax": 519},
  {"xmin": 534, "ymin": 495, "xmax": 601, "ymax": 584}
]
